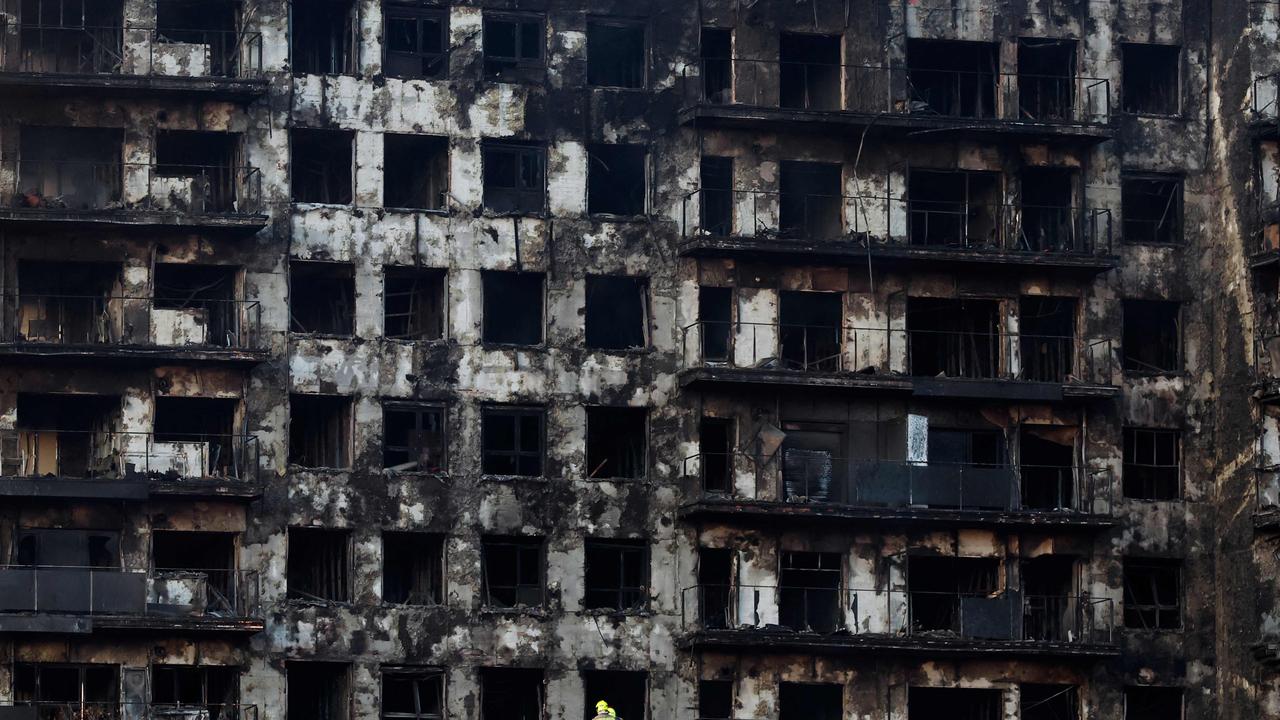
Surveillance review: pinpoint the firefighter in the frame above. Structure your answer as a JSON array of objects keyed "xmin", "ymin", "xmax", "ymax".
[{"xmin": 593, "ymin": 701, "xmax": 618, "ymax": 720}]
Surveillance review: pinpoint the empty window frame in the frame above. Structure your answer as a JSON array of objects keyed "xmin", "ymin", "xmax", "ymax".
[
  {"xmin": 287, "ymin": 528, "xmax": 350, "ymax": 602},
  {"xmin": 778, "ymin": 291, "xmax": 844, "ymax": 372},
  {"xmin": 1020, "ymin": 684, "xmax": 1079, "ymax": 720},
  {"xmin": 384, "ymin": 135, "xmax": 448, "ymax": 210},
  {"xmin": 382, "ymin": 532, "xmax": 444, "ymax": 605},
  {"xmin": 154, "ymin": 130, "xmax": 241, "ymax": 213},
  {"xmin": 779, "ymin": 683, "xmax": 842, "ymax": 720},
  {"xmin": 1123, "ymin": 559, "xmax": 1182, "ymax": 630},
  {"xmin": 779, "ymin": 33, "xmax": 841, "ymax": 111},
  {"xmin": 699, "ymin": 680, "xmax": 733, "ymax": 719},
  {"xmin": 583, "ymin": 539, "xmax": 648, "ymax": 611},
  {"xmin": 291, "ymin": 129, "xmax": 354, "ymax": 204},
  {"xmin": 152, "ymin": 531, "xmax": 237, "ymax": 607},
  {"xmin": 778, "ymin": 551, "xmax": 841, "ymax": 633},
  {"xmin": 1123, "ymin": 428, "xmax": 1181, "ymax": 500},
  {"xmin": 384, "ymin": 267, "xmax": 445, "ymax": 341},
  {"xmin": 699, "ymin": 417, "xmax": 733, "ymax": 494},
  {"xmin": 699, "ymin": 156, "xmax": 734, "ymax": 236},
  {"xmin": 698, "ymin": 286, "xmax": 733, "ymax": 363},
  {"xmin": 1122, "ymin": 174, "xmax": 1183, "ymax": 244},
  {"xmin": 585, "ymin": 407, "xmax": 647, "ymax": 479},
  {"xmin": 14, "ymin": 0, "xmax": 124, "ymax": 74},
  {"xmin": 290, "ymin": 261, "xmax": 355, "ymax": 336},
  {"xmin": 483, "ymin": 14, "xmax": 544, "ymax": 80},
  {"xmin": 287, "ymin": 662, "xmax": 351, "ymax": 720},
  {"xmin": 779, "ymin": 160, "xmax": 843, "ymax": 240},
  {"xmin": 482, "ymin": 271, "xmax": 544, "ymax": 345},
  {"xmin": 482, "ymin": 141, "xmax": 545, "ymax": 214},
  {"xmin": 906, "ymin": 297, "xmax": 1000, "ymax": 378},
  {"xmin": 1016, "ymin": 38, "xmax": 1077, "ymax": 122},
  {"xmin": 906, "ymin": 39, "xmax": 999, "ymax": 119},
  {"xmin": 383, "ymin": 403, "xmax": 445, "ymax": 472},
  {"xmin": 700, "ymin": 27, "xmax": 732, "ymax": 104},
  {"xmin": 384, "ymin": 4, "xmax": 447, "ymax": 79},
  {"xmin": 908, "ymin": 687, "xmax": 1002, "ymax": 720},
  {"xmin": 585, "ymin": 275, "xmax": 648, "ymax": 350},
  {"xmin": 1122, "ymin": 43, "xmax": 1180, "ymax": 115},
  {"xmin": 588, "ymin": 144, "xmax": 647, "ymax": 216},
  {"xmin": 382, "ymin": 667, "xmax": 444, "ymax": 720},
  {"xmin": 18, "ymin": 126, "xmax": 124, "ymax": 210},
  {"xmin": 151, "ymin": 665, "xmax": 239, "ymax": 707},
  {"xmin": 1124, "ymin": 686, "xmax": 1183, "ymax": 720},
  {"xmin": 289, "ymin": 394, "xmax": 353, "ymax": 468},
  {"xmin": 481, "ymin": 406, "xmax": 544, "ymax": 476},
  {"xmin": 907, "ymin": 168, "xmax": 1002, "ymax": 247},
  {"xmin": 587, "ymin": 20, "xmax": 646, "ymax": 88},
  {"xmin": 1018, "ymin": 296, "xmax": 1077, "ymax": 383},
  {"xmin": 907, "ymin": 556, "xmax": 1000, "ymax": 634},
  {"xmin": 291, "ymin": 0, "xmax": 358, "ymax": 76},
  {"xmin": 480, "ymin": 669, "xmax": 543, "ymax": 720},
  {"xmin": 581, "ymin": 671, "xmax": 646, "ymax": 720},
  {"xmin": 13, "ymin": 663, "xmax": 119, "ymax": 705},
  {"xmin": 481, "ymin": 536, "xmax": 544, "ymax": 608},
  {"xmin": 1122, "ymin": 300, "xmax": 1181, "ymax": 374}
]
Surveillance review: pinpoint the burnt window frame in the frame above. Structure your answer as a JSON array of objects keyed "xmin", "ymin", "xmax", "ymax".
[
  {"xmin": 383, "ymin": 266, "xmax": 447, "ymax": 342},
  {"xmin": 1122, "ymin": 558, "xmax": 1183, "ymax": 631},
  {"xmin": 288, "ymin": 393, "xmax": 354, "ymax": 469},
  {"xmin": 1120, "ymin": 42, "xmax": 1182, "ymax": 117},
  {"xmin": 480, "ymin": 535, "xmax": 546, "ymax": 610},
  {"xmin": 481, "ymin": 270, "xmax": 545, "ymax": 347},
  {"xmin": 482, "ymin": 12, "xmax": 545, "ymax": 80},
  {"xmin": 291, "ymin": 0, "xmax": 360, "ymax": 77},
  {"xmin": 289, "ymin": 260, "xmax": 356, "ymax": 337},
  {"xmin": 381, "ymin": 666, "xmax": 445, "ymax": 720},
  {"xmin": 481, "ymin": 405, "xmax": 546, "ymax": 478},
  {"xmin": 14, "ymin": 662, "xmax": 120, "ymax": 705},
  {"xmin": 290, "ymin": 127, "xmax": 355, "ymax": 205},
  {"xmin": 586, "ymin": 143, "xmax": 649, "ymax": 217},
  {"xmin": 382, "ymin": 401, "xmax": 447, "ymax": 473},
  {"xmin": 382, "ymin": 3, "xmax": 449, "ymax": 80},
  {"xmin": 381, "ymin": 531, "xmax": 445, "ymax": 606},
  {"xmin": 586, "ymin": 18, "xmax": 648, "ymax": 89},
  {"xmin": 287, "ymin": 661, "xmax": 352, "ymax": 720},
  {"xmin": 1123, "ymin": 685, "xmax": 1184, "ymax": 720},
  {"xmin": 584, "ymin": 274, "xmax": 650, "ymax": 351},
  {"xmin": 1121, "ymin": 173, "xmax": 1184, "ymax": 245},
  {"xmin": 1122, "ymin": 427, "xmax": 1182, "ymax": 501},
  {"xmin": 482, "ymin": 141, "xmax": 547, "ymax": 215},
  {"xmin": 582, "ymin": 539, "xmax": 649, "ymax": 612},
  {"xmin": 382, "ymin": 134, "xmax": 450, "ymax": 212},
  {"xmin": 584, "ymin": 405, "xmax": 649, "ymax": 480},
  {"xmin": 1122, "ymin": 299, "xmax": 1183, "ymax": 375},
  {"xmin": 286, "ymin": 527, "xmax": 352, "ymax": 603}
]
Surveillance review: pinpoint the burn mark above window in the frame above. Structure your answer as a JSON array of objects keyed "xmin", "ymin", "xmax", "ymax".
[
  {"xmin": 587, "ymin": 20, "xmax": 646, "ymax": 88},
  {"xmin": 483, "ymin": 141, "xmax": 545, "ymax": 214},
  {"xmin": 292, "ymin": 0, "xmax": 358, "ymax": 76},
  {"xmin": 481, "ymin": 406, "xmax": 544, "ymax": 477},
  {"xmin": 287, "ymin": 528, "xmax": 350, "ymax": 602},
  {"xmin": 581, "ymin": 671, "xmax": 646, "ymax": 720},
  {"xmin": 382, "ymin": 667, "xmax": 444, "ymax": 720},
  {"xmin": 585, "ymin": 406, "xmax": 647, "ymax": 479},
  {"xmin": 1122, "ymin": 174, "xmax": 1183, "ymax": 244},
  {"xmin": 583, "ymin": 539, "xmax": 648, "ymax": 611},
  {"xmin": 384, "ymin": 267, "xmax": 445, "ymax": 341},
  {"xmin": 384, "ymin": 5, "xmax": 447, "ymax": 79},
  {"xmin": 480, "ymin": 668, "xmax": 543, "ymax": 720},
  {"xmin": 383, "ymin": 402, "xmax": 445, "ymax": 472},
  {"xmin": 482, "ymin": 271, "xmax": 543, "ymax": 346},
  {"xmin": 1122, "ymin": 299, "xmax": 1181, "ymax": 374},
  {"xmin": 291, "ymin": 128, "xmax": 353, "ymax": 204},
  {"xmin": 588, "ymin": 144, "xmax": 647, "ymax": 216},
  {"xmin": 585, "ymin": 275, "xmax": 648, "ymax": 350},
  {"xmin": 1123, "ymin": 427, "xmax": 1181, "ymax": 500},
  {"xmin": 382, "ymin": 531, "xmax": 443, "ymax": 605},
  {"xmin": 289, "ymin": 394, "xmax": 353, "ymax": 469},
  {"xmin": 483, "ymin": 14, "xmax": 543, "ymax": 81},
  {"xmin": 287, "ymin": 662, "xmax": 350, "ymax": 720},
  {"xmin": 481, "ymin": 536, "xmax": 544, "ymax": 609},
  {"xmin": 1122, "ymin": 43, "xmax": 1181, "ymax": 116},
  {"xmin": 290, "ymin": 261, "xmax": 355, "ymax": 336},
  {"xmin": 384, "ymin": 134, "xmax": 448, "ymax": 211},
  {"xmin": 1123, "ymin": 559, "xmax": 1182, "ymax": 630}
]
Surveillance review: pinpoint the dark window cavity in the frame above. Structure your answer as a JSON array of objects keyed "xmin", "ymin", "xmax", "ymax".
[
  {"xmin": 779, "ymin": 160, "xmax": 842, "ymax": 240},
  {"xmin": 780, "ymin": 683, "xmax": 842, "ymax": 720},
  {"xmin": 585, "ymin": 406, "xmax": 647, "ymax": 479},
  {"xmin": 480, "ymin": 668, "xmax": 543, "ymax": 720},
  {"xmin": 699, "ymin": 680, "xmax": 733, "ymax": 719},
  {"xmin": 700, "ymin": 27, "xmax": 732, "ymax": 104},
  {"xmin": 14, "ymin": 663, "xmax": 119, "ymax": 705},
  {"xmin": 151, "ymin": 665, "xmax": 238, "ymax": 707},
  {"xmin": 587, "ymin": 21, "xmax": 645, "ymax": 88},
  {"xmin": 291, "ymin": 0, "xmax": 357, "ymax": 76},
  {"xmin": 287, "ymin": 662, "xmax": 350, "ymax": 720},
  {"xmin": 699, "ymin": 417, "xmax": 733, "ymax": 494},
  {"xmin": 1122, "ymin": 43, "xmax": 1180, "ymax": 115},
  {"xmin": 1020, "ymin": 684, "xmax": 1079, "ymax": 720},
  {"xmin": 778, "ymin": 551, "xmax": 841, "ymax": 633},
  {"xmin": 484, "ymin": 14, "xmax": 544, "ymax": 80},
  {"xmin": 779, "ymin": 33, "xmax": 841, "ymax": 111},
  {"xmin": 699, "ymin": 156, "xmax": 734, "ymax": 236},
  {"xmin": 1123, "ymin": 428, "xmax": 1181, "ymax": 500},
  {"xmin": 291, "ymin": 128, "xmax": 353, "ymax": 204},
  {"xmin": 698, "ymin": 547, "xmax": 733, "ymax": 630},
  {"xmin": 290, "ymin": 261, "xmax": 355, "ymax": 336},
  {"xmin": 382, "ymin": 532, "xmax": 444, "ymax": 605},
  {"xmin": 12, "ymin": 0, "xmax": 124, "ymax": 74},
  {"xmin": 588, "ymin": 144, "xmax": 647, "ymax": 216},
  {"xmin": 384, "ymin": 267, "xmax": 445, "ymax": 341},
  {"xmin": 1123, "ymin": 559, "xmax": 1182, "ymax": 630},
  {"xmin": 384, "ymin": 5, "xmax": 447, "ymax": 79},
  {"xmin": 583, "ymin": 539, "xmax": 648, "ymax": 611},
  {"xmin": 481, "ymin": 406, "xmax": 544, "ymax": 477},
  {"xmin": 289, "ymin": 394, "xmax": 352, "ymax": 468},
  {"xmin": 778, "ymin": 291, "xmax": 844, "ymax": 372},
  {"xmin": 907, "ymin": 168, "xmax": 1001, "ymax": 247},
  {"xmin": 908, "ymin": 687, "xmax": 1002, "ymax": 720},
  {"xmin": 1122, "ymin": 174, "xmax": 1183, "ymax": 244},
  {"xmin": 15, "ymin": 528, "xmax": 120, "ymax": 567},
  {"xmin": 1020, "ymin": 167, "xmax": 1078, "ymax": 252},
  {"xmin": 154, "ymin": 130, "xmax": 241, "ymax": 213},
  {"xmin": 1124, "ymin": 686, "xmax": 1183, "ymax": 720},
  {"xmin": 907, "ymin": 556, "xmax": 1000, "ymax": 634},
  {"xmin": 585, "ymin": 275, "xmax": 648, "ymax": 350},
  {"xmin": 18, "ymin": 126, "xmax": 123, "ymax": 211},
  {"xmin": 1122, "ymin": 300, "xmax": 1181, "ymax": 374},
  {"xmin": 482, "ymin": 271, "xmax": 543, "ymax": 346},
  {"xmin": 383, "ymin": 403, "xmax": 446, "ymax": 472},
  {"xmin": 907, "ymin": 39, "xmax": 999, "ymax": 119},
  {"xmin": 481, "ymin": 536, "xmax": 544, "ymax": 608},
  {"xmin": 1018, "ymin": 296, "xmax": 1076, "ymax": 383},
  {"xmin": 581, "ymin": 671, "xmax": 646, "ymax": 720},
  {"xmin": 698, "ymin": 286, "xmax": 733, "ymax": 363},
  {"xmin": 1017, "ymin": 38, "xmax": 1077, "ymax": 122},
  {"xmin": 1019, "ymin": 427, "xmax": 1077, "ymax": 511},
  {"xmin": 907, "ymin": 297, "xmax": 1000, "ymax": 378},
  {"xmin": 382, "ymin": 667, "xmax": 444, "ymax": 720},
  {"xmin": 153, "ymin": 263, "xmax": 241, "ymax": 348},
  {"xmin": 287, "ymin": 528, "xmax": 350, "ymax": 602},
  {"xmin": 384, "ymin": 134, "xmax": 448, "ymax": 210},
  {"xmin": 482, "ymin": 141, "xmax": 545, "ymax": 214}
]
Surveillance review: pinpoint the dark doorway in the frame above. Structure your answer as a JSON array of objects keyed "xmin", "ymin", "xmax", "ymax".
[
  {"xmin": 779, "ymin": 291, "xmax": 843, "ymax": 372},
  {"xmin": 1019, "ymin": 427, "xmax": 1076, "ymax": 511},
  {"xmin": 1021, "ymin": 555, "xmax": 1076, "ymax": 642},
  {"xmin": 698, "ymin": 547, "xmax": 733, "ymax": 630},
  {"xmin": 907, "ymin": 298, "xmax": 1000, "ymax": 378},
  {"xmin": 700, "ymin": 27, "xmax": 732, "ymax": 104},
  {"xmin": 1017, "ymin": 39, "xmax": 1077, "ymax": 122},
  {"xmin": 778, "ymin": 551, "xmax": 841, "ymax": 633},
  {"xmin": 1020, "ymin": 167, "xmax": 1076, "ymax": 252},
  {"xmin": 907, "ymin": 39, "xmax": 999, "ymax": 118},
  {"xmin": 1019, "ymin": 296, "xmax": 1076, "ymax": 382},
  {"xmin": 698, "ymin": 286, "xmax": 732, "ymax": 363},
  {"xmin": 780, "ymin": 33, "xmax": 841, "ymax": 111},
  {"xmin": 779, "ymin": 161, "xmax": 842, "ymax": 240}
]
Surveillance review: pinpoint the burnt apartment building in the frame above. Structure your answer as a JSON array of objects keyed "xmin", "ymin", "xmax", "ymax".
[{"xmin": 0, "ymin": 0, "xmax": 1278, "ymax": 719}]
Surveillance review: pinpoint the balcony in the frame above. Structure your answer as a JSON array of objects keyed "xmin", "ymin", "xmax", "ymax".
[
  {"xmin": 680, "ymin": 585, "xmax": 1118, "ymax": 657},
  {"xmin": 0, "ymin": 19, "xmax": 266, "ymax": 100},
  {"xmin": 682, "ymin": 59, "xmax": 1113, "ymax": 142},
  {"xmin": 0, "ymin": 703, "xmax": 258, "ymax": 720},
  {"xmin": 0, "ymin": 295, "xmax": 266, "ymax": 364},
  {"xmin": 1257, "ymin": 466, "xmax": 1280, "ymax": 531},
  {"xmin": 681, "ymin": 453, "xmax": 1114, "ymax": 530},
  {"xmin": 0, "ymin": 566, "xmax": 262, "ymax": 634},
  {"xmin": 0, "ymin": 429, "xmax": 261, "ymax": 500},
  {"xmin": 0, "ymin": 160, "xmax": 267, "ymax": 230},
  {"xmin": 679, "ymin": 321, "xmax": 1120, "ymax": 401},
  {"xmin": 679, "ymin": 190, "xmax": 1116, "ymax": 273}
]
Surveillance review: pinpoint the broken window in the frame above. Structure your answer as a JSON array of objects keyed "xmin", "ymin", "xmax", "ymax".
[
  {"xmin": 700, "ymin": 417, "xmax": 733, "ymax": 494},
  {"xmin": 1019, "ymin": 427, "xmax": 1077, "ymax": 511},
  {"xmin": 1122, "ymin": 300, "xmax": 1181, "ymax": 373},
  {"xmin": 14, "ymin": 663, "xmax": 119, "ymax": 707},
  {"xmin": 15, "ymin": 0, "xmax": 123, "ymax": 73},
  {"xmin": 1122, "ymin": 174, "xmax": 1183, "ymax": 244},
  {"xmin": 907, "ymin": 556, "xmax": 1000, "ymax": 634},
  {"xmin": 587, "ymin": 21, "xmax": 645, "ymax": 88},
  {"xmin": 482, "ymin": 271, "xmax": 543, "ymax": 345},
  {"xmin": 907, "ymin": 39, "xmax": 999, "ymax": 118},
  {"xmin": 382, "ymin": 667, "xmax": 444, "ymax": 720},
  {"xmin": 382, "ymin": 532, "xmax": 444, "ymax": 605},
  {"xmin": 11, "ymin": 393, "xmax": 118, "ymax": 479},
  {"xmin": 588, "ymin": 144, "xmax": 647, "ymax": 216},
  {"xmin": 698, "ymin": 680, "xmax": 733, "ymax": 719},
  {"xmin": 14, "ymin": 528, "xmax": 120, "ymax": 567},
  {"xmin": 383, "ymin": 402, "xmax": 446, "ymax": 472},
  {"xmin": 1019, "ymin": 296, "xmax": 1076, "ymax": 382},
  {"xmin": 15, "ymin": 260, "xmax": 119, "ymax": 345},
  {"xmin": 1123, "ymin": 559, "xmax": 1182, "ymax": 630},
  {"xmin": 698, "ymin": 547, "xmax": 733, "ymax": 630},
  {"xmin": 907, "ymin": 297, "xmax": 1000, "ymax": 378},
  {"xmin": 698, "ymin": 286, "xmax": 733, "ymax": 363},
  {"xmin": 1017, "ymin": 39, "xmax": 1077, "ymax": 122},
  {"xmin": 290, "ymin": 261, "xmax": 355, "ymax": 336},
  {"xmin": 779, "ymin": 161, "xmax": 842, "ymax": 240},
  {"xmin": 154, "ymin": 396, "xmax": 239, "ymax": 478},
  {"xmin": 908, "ymin": 688, "xmax": 1002, "ymax": 720},
  {"xmin": 700, "ymin": 27, "xmax": 732, "ymax": 103},
  {"xmin": 1020, "ymin": 684, "xmax": 1078, "ymax": 720},
  {"xmin": 1122, "ymin": 43, "xmax": 1180, "ymax": 115},
  {"xmin": 778, "ymin": 291, "xmax": 843, "ymax": 372},
  {"xmin": 287, "ymin": 662, "xmax": 350, "ymax": 720},
  {"xmin": 779, "ymin": 33, "xmax": 841, "ymax": 111},
  {"xmin": 384, "ymin": 135, "xmax": 448, "ymax": 210},
  {"xmin": 481, "ymin": 406, "xmax": 544, "ymax": 476},
  {"xmin": 781, "ymin": 420, "xmax": 846, "ymax": 502},
  {"xmin": 152, "ymin": 531, "xmax": 237, "ymax": 614},
  {"xmin": 1021, "ymin": 555, "xmax": 1077, "ymax": 642},
  {"xmin": 18, "ymin": 126, "xmax": 123, "ymax": 210},
  {"xmin": 779, "ymin": 683, "xmax": 842, "ymax": 720},
  {"xmin": 778, "ymin": 551, "xmax": 841, "ymax": 632},
  {"xmin": 583, "ymin": 539, "xmax": 648, "ymax": 611},
  {"xmin": 484, "ymin": 14, "xmax": 543, "ymax": 80},
  {"xmin": 585, "ymin": 275, "xmax": 648, "ymax": 350},
  {"xmin": 1020, "ymin": 167, "xmax": 1077, "ymax": 252},
  {"xmin": 154, "ymin": 263, "xmax": 241, "ymax": 348},
  {"xmin": 291, "ymin": 129, "xmax": 354, "ymax": 204},
  {"xmin": 585, "ymin": 407, "xmax": 647, "ymax": 479},
  {"xmin": 482, "ymin": 141, "xmax": 545, "ymax": 214},
  {"xmin": 481, "ymin": 536, "xmax": 544, "ymax": 608},
  {"xmin": 155, "ymin": 130, "xmax": 241, "ymax": 213},
  {"xmin": 291, "ymin": 0, "xmax": 358, "ymax": 75},
  {"xmin": 1124, "ymin": 686, "xmax": 1183, "ymax": 720},
  {"xmin": 384, "ymin": 267, "xmax": 445, "ymax": 341},
  {"xmin": 699, "ymin": 156, "xmax": 734, "ymax": 236},
  {"xmin": 480, "ymin": 669, "xmax": 543, "ymax": 720},
  {"xmin": 288, "ymin": 394, "xmax": 352, "ymax": 468},
  {"xmin": 907, "ymin": 169, "xmax": 1001, "ymax": 247},
  {"xmin": 1123, "ymin": 428, "xmax": 1181, "ymax": 500},
  {"xmin": 152, "ymin": 665, "xmax": 239, "ymax": 711},
  {"xmin": 287, "ymin": 528, "xmax": 350, "ymax": 602},
  {"xmin": 384, "ymin": 4, "xmax": 447, "ymax": 79},
  {"xmin": 581, "ymin": 671, "xmax": 646, "ymax": 720}
]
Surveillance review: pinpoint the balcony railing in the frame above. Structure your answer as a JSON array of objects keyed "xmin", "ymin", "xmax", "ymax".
[
  {"xmin": 687, "ymin": 452, "xmax": 1111, "ymax": 516},
  {"xmin": 5, "ymin": 160, "xmax": 264, "ymax": 218},
  {"xmin": 0, "ymin": 20, "xmax": 265, "ymax": 79},
  {"xmin": 682, "ymin": 584, "xmax": 1116, "ymax": 646},
  {"xmin": 0, "ymin": 703, "xmax": 258, "ymax": 720},
  {"xmin": 0, "ymin": 566, "xmax": 261, "ymax": 619},
  {"xmin": 0, "ymin": 429, "xmax": 259, "ymax": 483},
  {"xmin": 681, "ymin": 321, "xmax": 1119, "ymax": 387},
  {"xmin": 688, "ymin": 59, "xmax": 1112, "ymax": 126},
  {"xmin": 681, "ymin": 189, "xmax": 1114, "ymax": 257},
  {"xmin": 0, "ymin": 295, "xmax": 263, "ymax": 351}
]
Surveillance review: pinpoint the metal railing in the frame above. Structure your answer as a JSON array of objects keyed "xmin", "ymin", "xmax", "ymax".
[
  {"xmin": 0, "ymin": 20, "xmax": 264, "ymax": 79},
  {"xmin": 6, "ymin": 160, "xmax": 263, "ymax": 217},
  {"xmin": 688, "ymin": 58, "xmax": 1112, "ymax": 125},
  {"xmin": 0, "ymin": 703, "xmax": 258, "ymax": 720},
  {"xmin": 687, "ymin": 452, "xmax": 1110, "ymax": 516},
  {"xmin": 0, "ymin": 294, "xmax": 262, "ymax": 351},
  {"xmin": 681, "ymin": 189, "xmax": 1114, "ymax": 256},
  {"xmin": 0, "ymin": 429, "xmax": 259, "ymax": 482},
  {"xmin": 681, "ymin": 584, "xmax": 1116, "ymax": 645},
  {"xmin": 681, "ymin": 320, "xmax": 1119, "ymax": 386},
  {"xmin": 0, "ymin": 566, "xmax": 261, "ymax": 618}
]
